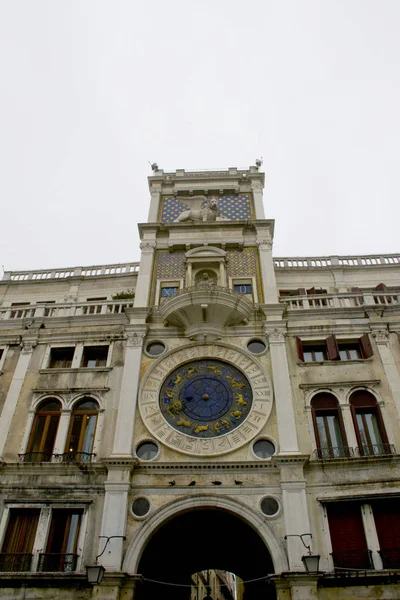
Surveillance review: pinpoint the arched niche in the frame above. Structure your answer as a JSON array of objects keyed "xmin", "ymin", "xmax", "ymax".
[{"xmin": 185, "ymin": 246, "xmax": 227, "ymax": 287}]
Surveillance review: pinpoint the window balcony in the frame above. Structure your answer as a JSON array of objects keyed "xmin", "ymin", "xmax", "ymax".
[
  {"xmin": 312, "ymin": 445, "xmax": 397, "ymax": 461},
  {"xmin": 378, "ymin": 548, "xmax": 400, "ymax": 569},
  {"xmin": 158, "ymin": 284, "xmax": 253, "ymax": 339},
  {"xmin": 354, "ymin": 444, "xmax": 396, "ymax": 457},
  {"xmin": 37, "ymin": 553, "xmax": 78, "ymax": 573},
  {"xmin": 18, "ymin": 452, "xmax": 96, "ymax": 464},
  {"xmin": 0, "ymin": 553, "xmax": 32, "ymax": 572},
  {"xmin": 312, "ymin": 446, "xmax": 354, "ymax": 460},
  {"xmin": 331, "ymin": 549, "xmax": 373, "ymax": 570}
]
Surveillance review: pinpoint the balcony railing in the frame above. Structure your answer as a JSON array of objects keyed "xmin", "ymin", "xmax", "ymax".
[
  {"xmin": 331, "ymin": 549, "xmax": 373, "ymax": 570},
  {"xmin": 313, "ymin": 446, "xmax": 354, "ymax": 460},
  {"xmin": 0, "ymin": 300, "xmax": 134, "ymax": 322},
  {"xmin": 3, "ymin": 262, "xmax": 139, "ymax": 282},
  {"xmin": 37, "ymin": 553, "xmax": 78, "ymax": 573},
  {"xmin": 312, "ymin": 444, "xmax": 396, "ymax": 460},
  {"xmin": 354, "ymin": 443, "xmax": 396, "ymax": 457},
  {"xmin": 19, "ymin": 452, "xmax": 96, "ymax": 464},
  {"xmin": 0, "ymin": 553, "xmax": 32, "ymax": 572},
  {"xmin": 274, "ymin": 254, "xmax": 400, "ymax": 269},
  {"xmin": 279, "ymin": 291, "xmax": 400, "ymax": 310},
  {"xmin": 378, "ymin": 548, "xmax": 400, "ymax": 569}
]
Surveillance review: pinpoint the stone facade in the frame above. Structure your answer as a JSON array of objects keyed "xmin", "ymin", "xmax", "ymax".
[{"xmin": 0, "ymin": 167, "xmax": 399, "ymax": 599}]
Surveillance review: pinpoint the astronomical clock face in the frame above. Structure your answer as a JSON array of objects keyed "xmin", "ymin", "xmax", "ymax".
[
  {"xmin": 139, "ymin": 344, "xmax": 272, "ymax": 457},
  {"xmin": 160, "ymin": 360, "xmax": 252, "ymax": 438}
]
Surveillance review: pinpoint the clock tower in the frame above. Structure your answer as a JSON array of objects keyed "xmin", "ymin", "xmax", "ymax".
[{"xmin": 101, "ymin": 165, "xmax": 312, "ymax": 598}]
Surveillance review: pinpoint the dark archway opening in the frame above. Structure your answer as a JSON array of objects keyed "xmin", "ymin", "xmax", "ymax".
[{"xmin": 136, "ymin": 509, "xmax": 276, "ymax": 600}]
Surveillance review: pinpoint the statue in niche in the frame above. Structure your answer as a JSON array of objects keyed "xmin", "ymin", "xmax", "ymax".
[
  {"xmin": 196, "ymin": 270, "xmax": 217, "ymax": 289},
  {"xmin": 174, "ymin": 196, "xmax": 218, "ymax": 222}
]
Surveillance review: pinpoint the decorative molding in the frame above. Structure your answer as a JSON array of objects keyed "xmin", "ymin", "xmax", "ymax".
[
  {"xmin": 20, "ymin": 340, "xmax": 37, "ymax": 353},
  {"xmin": 371, "ymin": 329, "xmax": 389, "ymax": 344},
  {"xmin": 300, "ymin": 380, "xmax": 381, "ymax": 390},
  {"xmin": 126, "ymin": 332, "xmax": 146, "ymax": 348},
  {"xmin": 140, "ymin": 241, "xmax": 156, "ymax": 252},
  {"xmin": 257, "ymin": 239, "xmax": 273, "ymax": 251},
  {"xmin": 265, "ymin": 328, "xmax": 286, "ymax": 344}
]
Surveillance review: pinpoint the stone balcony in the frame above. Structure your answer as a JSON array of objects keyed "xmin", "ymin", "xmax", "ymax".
[
  {"xmin": 158, "ymin": 284, "xmax": 254, "ymax": 340},
  {"xmin": 279, "ymin": 290, "xmax": 400, "ymax": 312}
]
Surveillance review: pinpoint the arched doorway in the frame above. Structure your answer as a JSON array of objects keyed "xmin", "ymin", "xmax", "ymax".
[{"xmin": 134, "ymin": 508, "xmax": 277, "ymax": 600}]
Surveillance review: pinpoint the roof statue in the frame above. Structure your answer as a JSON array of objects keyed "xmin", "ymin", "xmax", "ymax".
[{"xmin": 173, "ymin": 196, "xmax": 218, "ymax": 223}]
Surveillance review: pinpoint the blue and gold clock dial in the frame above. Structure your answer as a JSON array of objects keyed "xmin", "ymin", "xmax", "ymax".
[{"xmin": 160, "ymin": 360, "xmax": 252, "ymax": 438}]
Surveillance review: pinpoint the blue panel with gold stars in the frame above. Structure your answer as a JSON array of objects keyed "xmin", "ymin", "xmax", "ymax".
[
  {"xmin": 160, "ymin": 194, "xmax": 253, "ymax": 223},
  {"xmin": 159, "ymin": 360, "xmax": 252, "ymax": 438}
]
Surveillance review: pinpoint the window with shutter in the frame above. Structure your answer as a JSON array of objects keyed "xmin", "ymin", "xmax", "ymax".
[
  {"xmin": 327, "ymin": 503, "xmax": 371, "ymax": 569},
  {"xmin": 0, "ymin": 509, "xmax": 40, "ymax": 571},
  {"xmin": 350, "ymin": 391, "xmax": 389, "ymax": 456},
  {"xmin": 372, "ymin": 500, "xmax": 400, "ymax": 568},
  {"xmin": 296, "ymin": 335, "xmax": 373, "ymax": 362}
]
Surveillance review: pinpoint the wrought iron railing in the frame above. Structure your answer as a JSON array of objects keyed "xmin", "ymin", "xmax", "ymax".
[
  {"xmin": 378, "ymin": 548, "xmax": 400, "ymax": 569},
  {"xmin": 58, "ymin": 452, "xmax": 96, "ymax": 464},
  {"xmin": 313, "ymin": 446, "xmax": 354, "ymax": 460},
  {"xmin": 0, "ymin": 553, "xmax": 32, "ymax": 572},
  {"xmin": 18, "ymin": 452, "xmax": 96, "ymax": 464},
  {"xmin": 331, "ymin": 549, "xmax": 373, "ymax": 570},
  {"xmin": 354, "ymin": 444, "xmax": 396, "ymax": 457},
  {"xmin": 18, "ymin": 452, "xmax": 53, "ymax": 463},
  {"xmin": 37, "ymin": 553, "xmax": 78, "ymax": 573}
]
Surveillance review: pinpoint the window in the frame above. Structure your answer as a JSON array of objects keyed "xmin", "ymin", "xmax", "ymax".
[
  {"xmin": 311, "ymin": 394, "xmax": 348, "ymax": 458},
  {"xmin": 64, "ymin": 399, "xmax": 99, "ymax": 461},
  {"xmin": 25, "ymin": 399, "xmax": 61, "ymax": 462},
  {"xmin": 296, "ymin": 334, "xmax": 373, "ymax": 362},
  {"xmin": 136, "ymin": 441, "xmax": 159, "ymax": 460},
  {"xmin": 160, "ymin": 282, "xmax": 179, "ymax": 302},
  {"xmin": 81, "ymin": 345, "xmax": 108, "ymax": 367},
  {"xmin": 38, "ymin": 510, "xmax": 82, "ymax": 572},
  {"xmin": 373, "ymin": 283, "xmax": 398, "ymax": 305},
  {"xmin": 37, "ymin": 300, "xmax": 56, "ymax": 317},
  {"xmin": 233, "ymin": 279, "xmax": 253, "ymax": 299},
  {"xmin": 350, "ymin": 391, "xmax": 390, "ymax": 456},
  {"xmin": 9, "ymin": 302, "xmax": 34, "ymax": 319},
  {"xmin": 146, "ymin": 342, "xmax": 166, "ymax": 357},
  {"xmin": 49, "ymin": 347, "xmax": 74, "ymax": 368},
  {"xmin": 0, "ymin": 509, "xmax": 40, "ymax": 571},
  {"xmin": 372, "ymin": 499, "xmax": 400, "ymax": 568},
  {"xmin": 327, "ymin": 503, "xmax": 372, "ymax": 569},
  {"xmin": 253, "ymin": 439, "xmax": 275, "ymax": 459}
]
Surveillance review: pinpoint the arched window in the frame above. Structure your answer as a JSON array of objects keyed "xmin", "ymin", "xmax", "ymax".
[
  {"xmin": 350, "ymin": 391, "xmax": 390, "ymax": 456},
  {"xmin": 64, "ymin": 399, "xmax": 99, "ymax": 462},
  {"xmin": 26, "ymin": 399, "xmax": 61, "ymax": 462},
  {"xmin": 311, "ymin": 393, "xmax": 348, "ymax": 458}
]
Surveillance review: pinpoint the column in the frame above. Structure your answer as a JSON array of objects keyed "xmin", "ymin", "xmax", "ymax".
[
  {"xmin": 98, "ymin": 464, "xmax": 132, "ymax": 571},
  {"xmin": 52, "ymin": 409, "xmax": 71, "ymax": 455},
  {"xmin": 0, "ymin": 340, "xmax": 36, "ymax": 458},
  {"xmin": 186, "ymin": 262, "xmax": 193, "ymax": 287},
  {"xmin": 251, "ymin": 182, "xmax": 265, "ymax": 219},
  {"xmin": 219, "ymin": 261, "xmax": 226, "ymax": 287},
  {"xmin": 111, "ymin": 330, "xmax": 146, "ymax": 458},
  {"xmin": 341, "ymin": 405, "xmax": 358, "ymax": 449},
  {"xmin": 361, "ymin": 504, "xmax": 383, "ymax": 570},
  {"xmin": 279, "ymin": 461, "xmax": 313, "ymax": 570},
  {"xmin": 257, "ymin": 237, "xmax": 279, "ymax": 304},
  {"xmin": 133, "ymin": 242, "xmax": 156, "ymax": 308},
  {"xmin": 372, "ymin": 329, "xmax": 400, "ymax": 420},
  {"xmin": 147, "ymin": 185, "xmax": 162, "ymax": 222},
  {"xmin": 266, "ymin": 328, "xmax": 300, "ymax": 454}
]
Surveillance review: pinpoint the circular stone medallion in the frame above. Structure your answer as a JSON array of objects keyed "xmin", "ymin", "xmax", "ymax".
[
  {"xmin": 160, "ymin": 360, "xmax": 252, "ymax": 438},
  {"xmin": 139, "ymin": 344, "xmax": 272, "ymax": 457}
]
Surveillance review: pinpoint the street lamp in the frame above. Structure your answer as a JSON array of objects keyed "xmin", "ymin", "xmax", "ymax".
[
  {"xmin": 284, "ymin": 533, "xmax": 320, "ymax": 574},
  {"xmin": 86, "ymin": 535, "xmax": 126, "ymax": 585}
]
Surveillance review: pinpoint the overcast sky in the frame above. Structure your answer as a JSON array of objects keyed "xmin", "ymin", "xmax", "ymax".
[{"xmin": 0, "ymin": 1, "xmax": 399, "ymax": 272}]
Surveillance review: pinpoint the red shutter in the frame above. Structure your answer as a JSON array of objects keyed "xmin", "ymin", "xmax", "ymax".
[
  {"xmin": 351, "ymin": 287, "xmax": 362, "ymax": 293},
  {"xmin": 327, "ymin": 503, "xmax": 367, "ymax": 553},
  {"xmin": 375, "ymin": 283, "xmax": 387, "ymax": 291},
  {"xmin": 372, "ymin": 500, "xmax": 400, "ymax": 550},
  {"xmin": 326, "ymin": 335, "xmax": 339, "ymax": 360},
  {"xmin": 359, "ymin": 333, "xmax": 373, "ymax": 358},
  {"xmin": 307, "ymin": 287, "xmax": 317, "ymax": 295},
  {"xmin": 295, "ymin": 337, "xmax": 304, "ymax": 362}
]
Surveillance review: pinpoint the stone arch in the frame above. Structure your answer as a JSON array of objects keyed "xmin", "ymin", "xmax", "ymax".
[{"xmin": 123, "ymin": 494, "xmax": 288, "ymax": 575}]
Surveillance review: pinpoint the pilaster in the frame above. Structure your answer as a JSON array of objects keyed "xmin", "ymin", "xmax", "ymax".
[
  {"xmin": 134, "ymin": 240, "xmax": 156, "ymax": 308},
  {"xmin": 111, "ymin": 326, "xmax": 147, "ymax": 458},
  {"xmin": 265, "ymin": 326, "xmax": 300, "ymax": 454},
  {"xmin": 257, "ymin": 230, "xmax": 279, "ymax": 304},
  {"xmin": 0, "ymin": 338, "xmax": 37, "ymax": 458},
  {"xmin": 371, "ymin": 327, "xmax": 400, "ymax": 420}
]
